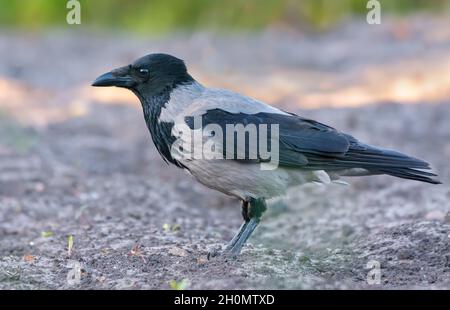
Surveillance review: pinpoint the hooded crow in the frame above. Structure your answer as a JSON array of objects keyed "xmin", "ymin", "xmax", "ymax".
[{"xmin": 92, "ymin": 53, "xmax": 440, "ymax": 257}]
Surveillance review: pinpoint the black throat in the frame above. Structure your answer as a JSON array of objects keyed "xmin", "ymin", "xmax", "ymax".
[{"xmin": 132, "ymin": 85, "xmax": 186, "ymax": 169}]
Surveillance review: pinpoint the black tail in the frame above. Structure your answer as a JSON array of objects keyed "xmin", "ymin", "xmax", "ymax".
[
  {"xmin": 374, "ymin": 167, "xmax": 441, "ymax": 184},
  {"xmin": 307, "ymin": 134, "xmax": 442, "ymax": 184},
  {"xmin": 343, "ymin": 141, "xmax": 441, "ymax": 184}
]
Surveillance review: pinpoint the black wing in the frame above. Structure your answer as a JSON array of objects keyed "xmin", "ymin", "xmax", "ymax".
[{"xmin": 185, "ymin": 109, "xmax": 440, "ymax": 184}]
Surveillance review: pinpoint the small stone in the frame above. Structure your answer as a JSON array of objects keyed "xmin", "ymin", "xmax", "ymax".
[
  {"xmin": 168, "ymin": 247, "xmax": 187, "ymax": 257},
  {"xmin": 397, "ymin": 249, "xmax": 414, "ymax": 260},
  {"xmin": 332, "ymin": 248, "xmax": 342, "ymax": 255},
  {"xmin": 444, "ymin": 211, "xmax": 450, "ymax": 223},
  {"xmin": 425, "ymin": 210, "xmax": 445, "ymax": 221},
  {"xmin": 23, "ymin": 254, "xmax": 35, "ymax": 263},
  {"xmin": 34, "ymin": 182, "xmax": 45, "ymax": 192}
]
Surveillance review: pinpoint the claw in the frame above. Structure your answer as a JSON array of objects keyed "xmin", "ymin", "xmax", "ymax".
[{"xmin": 207, "ymin": 247, "xmax": 238, "ymax": 261}]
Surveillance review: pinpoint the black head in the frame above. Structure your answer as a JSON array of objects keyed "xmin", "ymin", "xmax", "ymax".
[{"xmin": 92, "ymin": 53, "xmax": 194, "ymax": 96}]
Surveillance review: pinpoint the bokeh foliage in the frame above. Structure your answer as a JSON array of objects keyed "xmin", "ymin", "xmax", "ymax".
[{"xmin": 0, "ymin": 0, "xmax": 449, "ymax": 32}]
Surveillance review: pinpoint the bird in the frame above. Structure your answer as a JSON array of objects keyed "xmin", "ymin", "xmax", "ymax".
[{"xmin": 92, "ymin": 53, "xmax": 440, "ymax": 258}]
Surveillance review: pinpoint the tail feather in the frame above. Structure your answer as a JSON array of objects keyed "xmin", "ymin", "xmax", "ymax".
[
  {"xmin": 308, "ymin": 139, "xmax": 441, "ymax": 184},
  {"xmin": 296, "ymin": 132, "xmax": 440, "ymax": 184},
  {"xmin": 344, "ymin": 143, "xmax": 441, "ymax": 184},
  {"xmin": 375, "ymin": 167, "xmax": 441, "ymax": 184}
]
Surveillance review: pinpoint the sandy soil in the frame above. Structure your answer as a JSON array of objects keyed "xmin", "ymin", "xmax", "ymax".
[{"xmin": 0, "ymin": 17, "xmax": 449, "ymax": 289}]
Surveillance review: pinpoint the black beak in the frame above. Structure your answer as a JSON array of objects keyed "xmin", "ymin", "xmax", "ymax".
[{"xmin": 92, "ymin": 66, "xmax": 135, "ymax": 88}]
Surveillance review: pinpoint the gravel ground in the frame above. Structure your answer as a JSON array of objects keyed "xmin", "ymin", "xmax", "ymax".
[{"xmin": 0, "ymin": 17, "xmax": 449, "ymax": 289}]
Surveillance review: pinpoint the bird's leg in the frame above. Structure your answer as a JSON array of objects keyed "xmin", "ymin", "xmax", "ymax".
[
  {"xmin": 241, "ymin": 201, "xmax": 250, "ymax": 222},
  {"xmin": 222, "ymin": 201, "xmax": 250, "ymax": 251},
  {"xmin": 226, "ymin": 198, "xmax": 266, "ymax": 257},
  {"xmin": 208, "ymin": 201, "xmax": 249, "ymax": 259},
  {"xmin": 208, "ymin": 198, "xmax": 266, "ymax": 259}
]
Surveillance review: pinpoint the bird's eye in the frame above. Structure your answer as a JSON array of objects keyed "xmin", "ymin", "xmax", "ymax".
[{"xmin": 138, "ymin": 68, "xmax": 149, "ymax": 76}]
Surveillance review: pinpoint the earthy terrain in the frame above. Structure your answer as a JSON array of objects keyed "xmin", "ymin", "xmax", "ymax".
[{"xmin": 0, "ymin": 17, "xmax": 449, "ymax": 289}]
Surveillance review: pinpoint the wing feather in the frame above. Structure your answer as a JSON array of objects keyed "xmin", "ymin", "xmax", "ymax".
[{"xmin": 182, "ymin": 106, "xmax": 439, "ymax": 184}]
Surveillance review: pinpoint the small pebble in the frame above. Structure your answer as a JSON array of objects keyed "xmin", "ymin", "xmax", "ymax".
[{"xmin": 168, "ymin": 247, "xmax": 187, "ymax": 257}]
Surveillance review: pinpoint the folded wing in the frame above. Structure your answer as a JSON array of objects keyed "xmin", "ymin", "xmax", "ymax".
[{"xmin": 184, "ymin": 108, "xmax": 440, "ymax": 184}]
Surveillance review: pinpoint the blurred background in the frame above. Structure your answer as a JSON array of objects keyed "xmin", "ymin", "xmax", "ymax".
[
  {"xmin": 0, "ymin": 0, "xmax": 449, "ymax": 289},
  {"xmin": 1, "ymin": 0, "xmax": 450, "ymax": 31}
]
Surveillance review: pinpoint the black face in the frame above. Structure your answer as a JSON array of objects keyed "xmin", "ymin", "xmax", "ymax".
[{"xmin": 92, "ymin": 53, "xmax": 194, "ymax": 96}]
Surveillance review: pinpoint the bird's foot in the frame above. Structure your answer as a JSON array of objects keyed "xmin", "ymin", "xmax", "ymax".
[{"xmin": 207, "ymin": 245, "xmax": 239, "ymax": 260}]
